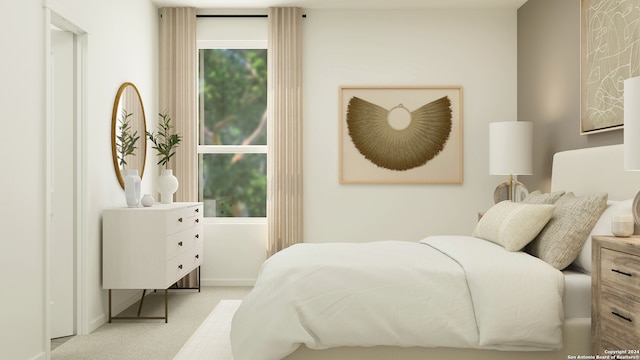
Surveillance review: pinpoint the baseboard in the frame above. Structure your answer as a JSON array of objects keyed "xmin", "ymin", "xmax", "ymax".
[
  {"xmin": 201, "ymin": 279, "xmax": 256, "ymax": 287},
  {"xmin": 89, "ymin": 313, "xmax": 107, "ymax": 333},
  {"xmin": 30, "ymin": 352, "xmax": 46, "ymax": 360},
  {"xmin": 90, "ymin": 290, "xmax": 150, "ymax": 332}
]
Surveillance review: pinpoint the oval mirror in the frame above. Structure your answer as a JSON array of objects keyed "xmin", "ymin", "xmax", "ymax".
[{"xmin": 111, "ymin": 82, "xmax": 147, "ymax": 189}]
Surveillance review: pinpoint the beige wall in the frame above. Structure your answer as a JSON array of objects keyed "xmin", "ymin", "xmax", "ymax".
[{"xmin": 517, "ymin": 0, "xmax": 622, "ymax": 192}]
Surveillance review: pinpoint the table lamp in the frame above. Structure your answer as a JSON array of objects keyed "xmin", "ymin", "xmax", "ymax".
[
  {"xmin": 623, "ymin": 76, "xmax": 640, "ymax": 224},
  {"xmin": 489, "ymin": 121, "xmax": 533, "ymax": 202}
]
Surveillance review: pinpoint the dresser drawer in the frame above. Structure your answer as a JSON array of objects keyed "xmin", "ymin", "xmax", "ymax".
[
  {"xmin": 176, "ymin": 250, "xmax": 200, "ymax": 280},
  {"xmin": 601, "ymin": 248, "xmax": 640, "ymax": 295},
  {"xmin": 193, "ymin": 239, "xmax": 204, "ymax": 268},
  {"xmin": 165, "ymin": 204, "xmax": 203, "ymax": 235},
  {"xmin": 165, "ymin": 225, "xmax": 203, "ymax": 260},
  {"xmin": 166, "ymin": 255, "xmax": 189, "ymax": 283}
]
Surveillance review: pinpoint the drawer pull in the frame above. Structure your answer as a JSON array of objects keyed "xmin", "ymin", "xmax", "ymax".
[
  {"xmin": 178, "ymin": 241, "xmax": 183, "ymax": 246},
  {"xmin": 195, "ymin": 218, "xmax": 200, "ymax": 224},
  {"xmin": 195, "ymin": 254, "xmax": 200, "ymax": 259},
  {"xmin": 612, "ymin": 311, "xmax": 633, "ymax": 323},
  {"xmin": 195, "ymin": 234, "xmax": 199, "ymax": 239},
  {"xmin": 178, "ymin": 264, "xmax": 183, "ymax": 270},
  {"xmin": 612, "ymin": 269, "xmax": 633, "ymax": 277},
  {"xmin": 195, "ymin": 208, "xmax": 199, "ymax": 213},
  {"xmin": 178, "ymin": 217, "xmax": 183, "ymax": 223}
]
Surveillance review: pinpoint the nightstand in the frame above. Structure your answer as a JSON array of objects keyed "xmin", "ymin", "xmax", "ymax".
[{"xmin": 591, "ymin": 235, "xmax": 640, "ymax": 355}]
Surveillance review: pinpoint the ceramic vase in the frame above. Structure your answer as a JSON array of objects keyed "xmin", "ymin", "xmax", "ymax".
[
  {"xmin": 124, "ymin": 169, "xmax": 141, "ymax": 207},
  {"xmin": 157, "ymin": 168, "xmax": 179, "ymax": 204},
  {"xmin": 141, "ymin": 194, "xmax": 155, "ymax": 207}
]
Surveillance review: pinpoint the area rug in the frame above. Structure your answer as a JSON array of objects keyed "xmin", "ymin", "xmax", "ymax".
[{"xmin": 173, "ymin": 299, "xmax": 241, "ymax": 360}]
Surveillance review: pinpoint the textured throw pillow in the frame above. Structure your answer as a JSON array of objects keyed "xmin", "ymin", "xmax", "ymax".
[
  {"xmin": 522, "ymin": 190, "xmax": 566, "ymax": 204},
  {"xmin": 526, "ymin": 192, "xmax": 608, "ymax": 270},
  {"xmin": 572, "ymin": 199, "xmax": 633, "ymax": 274},
  {"xmin": 473, "ymin": 201, "xmax": 556, "ymax": 251}
]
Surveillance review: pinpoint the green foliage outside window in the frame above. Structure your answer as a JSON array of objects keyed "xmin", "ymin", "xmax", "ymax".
[{"xmin": 199, "ymin": 49, "xmax": 268, "ymax": 217}]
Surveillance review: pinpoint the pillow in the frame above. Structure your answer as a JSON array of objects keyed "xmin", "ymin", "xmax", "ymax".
[
  {"xmin": 525, "ymin": 192, "xmax": 608, "ymax": 270},
  {"xmin": 571, "ymin": 199, "xmax": 633, "ymax": 273},
  {"xmin": 472, "ymin": 201, "xmax": 556, "ymax": 251},
  {"xmin": 522, "ymin": 190, "xmax": 566, "ymax": 204}
]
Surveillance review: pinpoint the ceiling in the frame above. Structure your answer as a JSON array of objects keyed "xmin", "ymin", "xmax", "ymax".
[{"xmin": 151, "ymin": 0, "xmax": 528, "ymax": 10}]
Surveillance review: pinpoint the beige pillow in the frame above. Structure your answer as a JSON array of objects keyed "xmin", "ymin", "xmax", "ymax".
[
  {"xmin": 473, "ymin": 201, "xmax": 556, "ymax": 251},
  {"xmin": 572, "ymin": 199, "xmax": 633, "ymax": 274},
  {"xmin": 526, "ymin": 192, "xmax": 608, "ymax": 270},
  {"xmin": 522, "ymin": 190, "xmax": 566, "ymax": 204}
]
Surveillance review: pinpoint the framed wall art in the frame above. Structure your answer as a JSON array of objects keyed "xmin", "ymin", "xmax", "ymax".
[
  {"xmin": 339, "ymin": 85, "xmax": 463, "ymax": 184},
  {"xmin": 581, "ymin": 0, "xmax": 640, "ymax": 134}
]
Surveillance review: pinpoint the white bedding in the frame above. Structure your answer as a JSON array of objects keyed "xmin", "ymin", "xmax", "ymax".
[
  {"xmin": 230, "ymin": 236, "xmax": 565, "ymax": 360},
  {"xmin": 562, "ymin": 269, "xmax": 591, "ymax": 318}
]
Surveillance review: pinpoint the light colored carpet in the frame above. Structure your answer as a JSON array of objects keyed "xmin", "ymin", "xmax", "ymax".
[
  {"xmin": 173, "ymin": 300, "xmax": 241, "ymax": 360},
  {"xmin": 51, "ymin": 287, "xmax": 250, "ymax": 360}
]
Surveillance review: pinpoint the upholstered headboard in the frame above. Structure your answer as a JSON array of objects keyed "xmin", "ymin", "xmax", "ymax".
[{"xmin": 551, "ymin": 144, "xmax": 640, "ymax": 201}]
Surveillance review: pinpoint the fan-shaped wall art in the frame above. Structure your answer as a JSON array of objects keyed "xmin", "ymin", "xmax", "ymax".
[{"xmin": 339, "ymin": 86, "xmax": 463, "ymax": 184}]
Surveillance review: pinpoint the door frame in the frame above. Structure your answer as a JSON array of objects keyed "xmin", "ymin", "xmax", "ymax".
[{"xmin": 43, "ymin": 2, "xmax": 88, "ymax": 355}]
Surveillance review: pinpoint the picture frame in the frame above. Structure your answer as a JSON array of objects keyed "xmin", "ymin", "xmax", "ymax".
[
  {"xmin": 580, "ymin": 0, "xmax": 640, "ymax": 134},
  {"xmin": 339, "ymin": 85, "xmax": 463, "ymax": 184}
]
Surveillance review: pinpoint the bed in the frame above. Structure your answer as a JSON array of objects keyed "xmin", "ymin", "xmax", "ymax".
[{"xmin": 231, "ymin": 144, "xmax": 640, "ymax": 360}]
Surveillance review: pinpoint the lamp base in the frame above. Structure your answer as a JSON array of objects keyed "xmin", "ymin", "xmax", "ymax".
[
  {"xmin": 493, "ymin": 180, "xmax": 528, "ymax": 203},
  {"xmin": 632, "ymin": 190, "xmax": 640, "ymax": 227}
]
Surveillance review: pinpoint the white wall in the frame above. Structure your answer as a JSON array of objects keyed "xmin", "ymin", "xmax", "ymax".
[
  {"xmin": 0, "ymin": 1, "xmax": 47, "ymax": 359},
  {"xmin": 202, "ymin": 7, "xmax": 519, "ymax": 284},
  {"xmin": 76, "ymin": 0, "xmax": 158, "ymax": 333},
  {"xmin": 0, "ymin": 2, "xmax": 519, "ymax": 356},
  {"xmin": 0, "ymin": 0, "xmax": 157, "ymax": 358}
]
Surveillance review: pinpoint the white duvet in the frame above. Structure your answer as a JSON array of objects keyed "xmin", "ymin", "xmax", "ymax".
[{"xmin": 230, "ymin": 236, "xmax": 564, "ymax": 360}]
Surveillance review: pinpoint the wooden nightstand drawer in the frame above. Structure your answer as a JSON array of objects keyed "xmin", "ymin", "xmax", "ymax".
[
  {"xmin": 599, "ymin": 285, "xmax": 639, "ymax": 335},
  {"xmin": 601, "ymin": 322, "xmax": 640, "ymax": 351},
  {"xmin": 592, "ymin": 235, "xmax": 640, "ymax": 355},
  {"xmin": 601, "ymin": 248, "xmax": 640, "ymax": 295}
]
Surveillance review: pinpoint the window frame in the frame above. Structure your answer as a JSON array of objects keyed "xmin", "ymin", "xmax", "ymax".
[{"xmin": 197, "ymin": 39, "xmax": 268, "ymax": 224}]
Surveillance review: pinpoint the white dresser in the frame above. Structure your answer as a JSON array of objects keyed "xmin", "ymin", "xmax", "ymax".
[{"xmin": 102, "ymin": 202, "xmax": 204, "ymax": 322}]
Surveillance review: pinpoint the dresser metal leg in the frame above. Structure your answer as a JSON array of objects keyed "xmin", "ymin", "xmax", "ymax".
[
  {"xmin": 137, "ymin": 289, "xmax": 147, "ymax": 316},
  {"xmin": 108, "ymin": 289, "xmax": 112, "ymax": 323},
  {"xmin": 108, "ymin": 289, "xmax": 168, "ymax": 322}
]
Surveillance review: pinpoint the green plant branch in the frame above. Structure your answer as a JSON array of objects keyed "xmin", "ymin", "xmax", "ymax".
[
  {"xmin": 116, "ymin": 109, "xmax": 139, "ymax": 169},
  {"xmin": 147, "ymin": 112, "xmax": 182, "ymax": 168}
]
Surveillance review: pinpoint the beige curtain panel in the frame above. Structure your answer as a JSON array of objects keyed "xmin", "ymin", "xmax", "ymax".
[
  {"xmin": 159, "ymin": 7, "xmax": 198, "ymax": 287},
  {"xmin": 159, "ymin": 7, "xmax": 198, "ymax": 203},
  {"xmin": 267, "ymin": 7, "xmax": 304, "ymax": 257}
]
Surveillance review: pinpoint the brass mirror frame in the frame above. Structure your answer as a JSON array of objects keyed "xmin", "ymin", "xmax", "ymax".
[{"xmin": 111, "ymin": 82, "xmax": 147, "ymax": 189}]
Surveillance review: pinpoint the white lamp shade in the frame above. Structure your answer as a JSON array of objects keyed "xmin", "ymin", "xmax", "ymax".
[
  {"xmin": 624, "ymin": 76, "xmax": 640, "ymax": 171},
  {"xmin": 489, "ymin": 121, "xmax": 533, "ymax": 175}
]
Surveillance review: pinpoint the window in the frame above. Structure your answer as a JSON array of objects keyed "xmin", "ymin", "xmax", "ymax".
[{"xmin": 197, "ymin": 45, "xmax": 267, "ymax": 218}]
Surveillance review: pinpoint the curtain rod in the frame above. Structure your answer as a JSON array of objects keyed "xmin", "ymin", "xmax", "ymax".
[{"xmin": 196, "ymin": 14, "xmax": 306, "ymax": 18}]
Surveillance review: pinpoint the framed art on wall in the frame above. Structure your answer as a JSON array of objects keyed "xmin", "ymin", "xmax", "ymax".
[
  {"xmin": 580, "ymin": 0, "xmax": 640, "ymax": 134},
  {"xmin": 339, "ymin": 85, "xmax": 463, "ymax": 184}
]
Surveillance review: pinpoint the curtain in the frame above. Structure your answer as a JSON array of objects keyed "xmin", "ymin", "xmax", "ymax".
[
  {"xmin": 159, "ymin": 7, "xmax": 198, "ymax": 287},
  {"xmin": 267, "ymin": 7, "xmax": 304, "ymax": 257}
]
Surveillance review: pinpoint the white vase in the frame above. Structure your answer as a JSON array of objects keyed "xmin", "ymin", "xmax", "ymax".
[
  {"xmin": 157, "ymin": 169, "xmax": 179, "ymax": 204},
  {"xmin": 124, "ymin": 169, "xmax": 141, "ymax": 207},
  {"xmin": 141, "ymin": 194, "xmax": 155, "ymax": 207}
]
